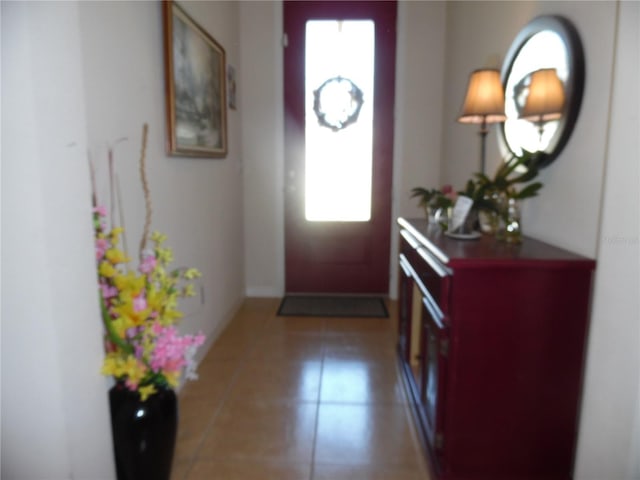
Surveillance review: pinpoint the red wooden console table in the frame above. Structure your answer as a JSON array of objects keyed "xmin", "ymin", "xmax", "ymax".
[{"xmin": 396, "ymin": 217, "xmax": 595, "ymax": 480}]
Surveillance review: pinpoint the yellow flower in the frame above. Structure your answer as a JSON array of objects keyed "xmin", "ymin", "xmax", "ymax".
[
  {"xmin": 99, "ymin": 261, "xmax": 117, "ymax": 278},
  {"xmin": 120, "ymin": 356, "xmax": 147, "ymax": 387},
  {"xmin": 156, "ymin": 294, "xmax": 183, "ymax": 324},
  {"xmin": 109, "ymin": 227, "xmax": 124, "ymax": 245},
  {"xmin": 101, "ymin": 353, "xmax": 147, "ymax": 382},
  {"xmin": 138, "ymin": 333, "xmax": 156, "ymax": 359},
  {"xmin": 183, "ymin": 284, "xmax": 196, "ymax": 297},
  {"xmin": 151, "ymin": 231, "xmax": 167, "ymax": 245},
  {"xmin": 105, "ymin": 248, "xmax": 130, "ymax": 264},
  {"xmin": 156, "ymin": 309, "xmax": 183, "ymax": 327},
  {"xmin": 110, "ymin": 316, "xmax": 134, "ymax": 339},
  {"xmin": 145, "ymin": 286, "xmax": 165, "ymax": 314},
  {"xmin": 156, "ymin": 247, "xmax": 173, "ymax": 265},
  {"xmin": 113, "ymin": 299, "xmax": 150, "ymax": 328},
  {"xmin": 139, "ymin": 384, "xmax": 157, "ymax": 401},
  {"xmin": 101, "ymin": 353, "xmax": 122, "ymax": 377},
  {"xmin": 183, "ymin": 268, "xmax": 201, "ymax": 280},
  {"xmin": 164, "ymin": 371, "xmax": 180, "ymax": 388},
  {"xmin": 166, "ymin": 308, "xmax": 183, "ymax": 321},
  {"xmin": 113, "ymin": 271, "xmax": 145, "ymax": 297}
]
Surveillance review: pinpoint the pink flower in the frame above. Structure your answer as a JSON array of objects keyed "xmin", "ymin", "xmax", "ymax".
[
  {"xmin": 193, "ymin": 333, "xmax": 205, "ymax": 347},
  {"xmin": 147, "ymin": 326, "xmax": 203, "ymax": 373},
  {"xmin": 125, "ymin": 379, "xmax": 139, "ymax": 391},
  {"xmin": 163, "ymin": 358, "xmax": 185, "ymax": 372},
  {"xmin": 151, "ymin": 322, "xmax": 163, "ymax": 335},
  {"xmin": 93, "ymin": 205, "xmax": 108, "ymax": 217},
  {"xmin": 100, "ymin": 283, "xmax": 118, "ymax": 299},
  {"xmin": 133, "ymin": 294, "xmax": 148, "ymax": 312},
  {"xmin": 95, "ymin": 238, "xmax": 109, "ymax": 260},
  {"xmin": 441, "ymin": 185, "xmax": 453, "ymax": 195},
  {"xmin": 139, "ymin": 255, "xmax": 157, "ymax": 274}
]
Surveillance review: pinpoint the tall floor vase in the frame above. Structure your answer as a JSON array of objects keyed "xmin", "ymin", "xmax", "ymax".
[{"xmin": 109, "ymin": 382, "xmax": 178, "ymax": 480}]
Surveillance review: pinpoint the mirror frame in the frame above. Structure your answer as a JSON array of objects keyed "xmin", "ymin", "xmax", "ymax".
[{"xmin": 499, "ymin": 15, "xmax": 585, "ymax": 168}]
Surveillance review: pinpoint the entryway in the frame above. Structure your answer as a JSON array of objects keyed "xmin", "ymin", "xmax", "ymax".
[
  {"xmin": 171, "ymin": 298, "xmax": 430, "ymax": 479},
  {"xmin": 283, "ymin": 1, "xmax": 397, "ymax": 294}
]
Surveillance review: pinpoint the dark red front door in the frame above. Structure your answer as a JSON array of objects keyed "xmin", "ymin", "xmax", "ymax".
[{"xmin": 283, "ymin": 1, "xmax": 397, "ymax": 294}]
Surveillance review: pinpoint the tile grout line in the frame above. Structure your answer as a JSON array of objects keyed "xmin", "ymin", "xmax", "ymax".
[
  {"xmin": 177, "ymin": 301, "xmax": 426, "ymax": 479},
  {"xmin": 307, "ymin": 317, "xmax": 329, "ymax": 480},
  {"xmin": 178, "ymin": 314, "xmax": 269, "ymax": 480}
]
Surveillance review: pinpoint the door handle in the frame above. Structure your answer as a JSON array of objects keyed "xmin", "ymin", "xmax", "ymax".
[{"xmin": 286, "ymin": 170, "xmax": 297, "ymax": 193}]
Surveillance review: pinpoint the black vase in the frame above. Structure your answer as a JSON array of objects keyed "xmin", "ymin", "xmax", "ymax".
[{"xmin": 109, "ymin": 382, "xmax": 178, "ymax": 480}]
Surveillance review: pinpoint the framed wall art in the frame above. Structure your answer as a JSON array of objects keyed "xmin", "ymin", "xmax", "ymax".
[{"xmin": 163, "ymin": 1, "xmax": 227, "ymax": 157}]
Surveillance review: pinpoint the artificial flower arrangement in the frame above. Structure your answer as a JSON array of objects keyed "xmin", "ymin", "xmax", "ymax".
[{"xmin": 93, "ymin": 125, "xmax": 205, "ymax": 401}]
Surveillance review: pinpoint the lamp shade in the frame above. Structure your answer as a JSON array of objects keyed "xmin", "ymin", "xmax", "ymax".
[
  {"xmin": 520, "ymin": 68, "xmax": 565, "ymax": 122},
  {"xmin": 458, "ymin": 69, "xmax": 507, "ymax": 124}
]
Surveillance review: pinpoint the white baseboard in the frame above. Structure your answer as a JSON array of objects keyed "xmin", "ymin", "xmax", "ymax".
[{"xmin": 246, "ymin": 286, "xmax": 283, "ymax": 297}]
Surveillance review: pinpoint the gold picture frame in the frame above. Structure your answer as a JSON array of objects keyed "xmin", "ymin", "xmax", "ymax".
[{"xmin": 163, "ymin": 1, "xmax": 227, "ymax": 157}]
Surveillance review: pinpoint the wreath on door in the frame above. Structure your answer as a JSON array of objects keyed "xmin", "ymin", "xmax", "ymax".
[{"xmin": 313, "ymin": 76, "xmax": 364, "ymax": 132}]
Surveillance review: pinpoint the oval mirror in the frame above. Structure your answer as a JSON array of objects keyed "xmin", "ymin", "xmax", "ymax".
[{"xmin": 499, "ymin": 15, "xmax": 585, "ymax": 168}]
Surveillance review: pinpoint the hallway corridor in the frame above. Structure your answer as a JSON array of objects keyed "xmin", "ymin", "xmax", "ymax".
[{"xmin": 171, "ymin": 298, "xmax": 430, "ymax": 480}]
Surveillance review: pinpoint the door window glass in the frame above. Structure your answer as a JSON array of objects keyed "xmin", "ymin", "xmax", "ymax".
[{"xmin": 305, "ymin": 20, "xmax": 375, "ymax": 222}]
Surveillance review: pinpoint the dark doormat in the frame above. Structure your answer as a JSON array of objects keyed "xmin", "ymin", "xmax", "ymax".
[{"xmin": 277, "ymin": 295, "xmax": 388, "ymax": 318}]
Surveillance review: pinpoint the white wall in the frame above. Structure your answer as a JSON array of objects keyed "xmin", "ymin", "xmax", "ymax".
[
  {"xmin": 442, "ymin": 1, "xmax": 536, "ymax": 189},
  {"xmin": 574, "ymin": 2, "xmax": 640, "ymax": 478},
  {"xmin": 389, "ymin": 1, "xmax": 448, "ymax": 297},
  {"xmin": 78, "ymin": 0, "xmax": 245, "ymax": 357},
  {"xmin": 393, "ymin": 1, "xmax": 447, "ymax": 218},
  {"xmin": 2, "ymin": 1, "xmax": 245, "ymax": 478},
  {"xmin": 240, "ymin": 1, "xmax": 286, "ymax": 297},
  {"xmin": 1, "ymin": 2, "xmax": 114, "ymax": 478}
]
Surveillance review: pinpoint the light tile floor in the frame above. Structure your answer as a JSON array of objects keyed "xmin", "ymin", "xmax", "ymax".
[{"xmin": 171, "ymin": 298, "xmax": 431, "ymax": 480}]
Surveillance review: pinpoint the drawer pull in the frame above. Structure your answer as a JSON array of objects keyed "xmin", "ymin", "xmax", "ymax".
[
  {"xmin": 417, "ymin": 247, "xmax": 452, "ymax": 278},
  {"xmin": 400, "ymin": 229, "xmax": 421, "ymax": 249}
]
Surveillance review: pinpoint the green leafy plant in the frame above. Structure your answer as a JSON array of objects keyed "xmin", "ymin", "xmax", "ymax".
[
  {"xmin": 410, "ymin": 150, "xmax": 544, "ymax": 236},
  {"xmin": 458, "ymin": 178, "xmax": 495, "ymax": 212},
  {"xmin": 410, "ymin": 185, "xmax": 457, "ymax": 215},
  {"xmin": 476, "ymin": 149, "xmax": 544, "ymax": 202},
  {"xmin": 470, "ymin": 149, "xmax": 544, "ymax": 239}
]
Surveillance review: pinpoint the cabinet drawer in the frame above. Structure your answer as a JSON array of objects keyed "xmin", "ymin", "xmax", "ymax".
[
  {"xmin": 400, "ymin": 228, "xmax": 422, "ymax": 267},
  {"xmin": 416, "ymin": 246, "xmax": 450, "ymax": 312},
  {"xmin": 400, "ymin": 228, "xmax": 451, "ymax": 314}
]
